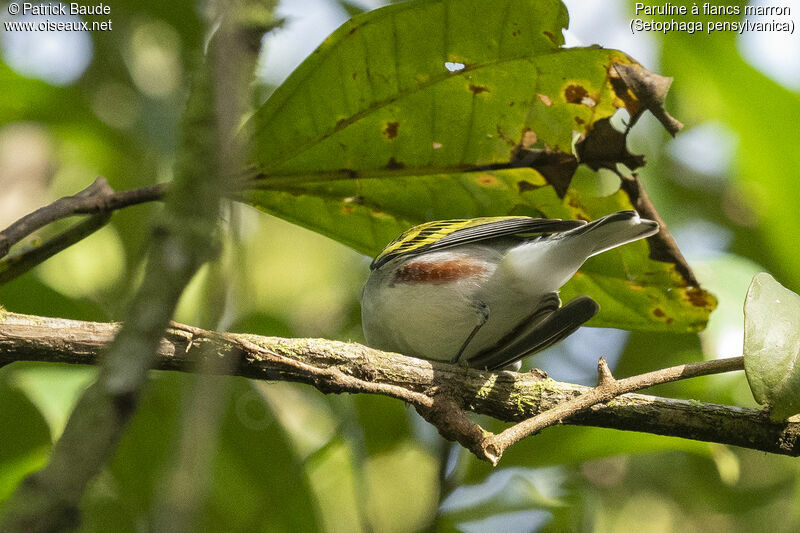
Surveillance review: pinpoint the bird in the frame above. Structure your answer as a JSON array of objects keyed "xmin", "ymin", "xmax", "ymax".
[{"xmin": 361, "ymin": 210, "xmax": 659, "ymax": 370}]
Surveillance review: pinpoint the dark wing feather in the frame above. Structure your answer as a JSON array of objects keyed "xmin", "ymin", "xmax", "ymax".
[
  {"xmin": 371, "ymin": 217, "xmax": 586, "ymax": 269},
  {"xmin": 467, "ymin": 296, "xmax": 599, "ymax": 370},
  {"xmin": 432, "ymin": 218, "xmax": 585, "ymax": 251}
]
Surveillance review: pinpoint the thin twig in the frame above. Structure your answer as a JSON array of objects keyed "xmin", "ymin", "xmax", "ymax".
[
  {"xmin": 0, "ymin": 177, "xmax": 166, "ymax": 260},
  {"xmin": 0, "ymin": 213, "xmax": 111, "ymax": 284},
  {"xmin": 0, "ymin": 177, "xmax": 167, "ymax": 285},
  {"xmin": 482, "ymin": 356, "xmax": 745, "ymax": 463}
]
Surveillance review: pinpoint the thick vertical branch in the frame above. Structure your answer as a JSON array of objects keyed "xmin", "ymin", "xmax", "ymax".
[
  {"xmin": 0, "ymin": 16, "xmax": 227, "ymax": 533},
  {"xmin": 152, "ymin": 2, "xmax": 277, "ymax": 530}
]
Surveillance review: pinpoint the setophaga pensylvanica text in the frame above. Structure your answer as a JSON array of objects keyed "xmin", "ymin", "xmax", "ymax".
[{"xmin": 361, "ymin": 211, "xmax": 659, "ymax": 370}]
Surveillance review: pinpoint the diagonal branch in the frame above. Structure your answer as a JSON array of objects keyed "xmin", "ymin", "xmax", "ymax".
[
  {"xmin": 1, "ymin": 311, "xmax": 798, "ymax": 465},
  {"xmin": 0, "ymin": 212, "xmax": 110, "ymax": 285},
  {"xmin": 0, "ymin": 177, "xmax": 167, "ymax": 285},
  {"xmin": 481, "ymin": 357, "xmax": 745, "ymax": 463},
  {"xmin": 0, "ymin": 8, "xmax": 232, "ymax": 528},
  {"xmin": 0, "ymin": 177, "xmax": 166, "ymax": 259}
]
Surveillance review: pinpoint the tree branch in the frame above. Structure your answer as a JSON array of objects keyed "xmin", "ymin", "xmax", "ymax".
[
  {"xmin": 0, "ymin": 177, "xmax": 165, "ymax": 258},
  {"xmin": 0, "ymin": 211, "xmax": 112, "ymax": 285},
  {"xmin": 0, "ymin": 15, "xmax": 227, "ymax": 531},
  {"xmin": 0, "ymin": 177, "xmax": 167, "ymax": 285},
  {"xmin": 480, "ymin": 356, "xmax": 746, "ymax": 462},
  {"xmin": 1, "ymin": 311, "xmax": 797, "ymax": 465}
]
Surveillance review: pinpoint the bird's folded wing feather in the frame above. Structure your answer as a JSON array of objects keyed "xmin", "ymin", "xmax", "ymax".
[
  {"xmin": 467, "ymin": 295, "xmax": 600, "ymax": 370},
  {"xmin": 371, "ymin": 217, "xmax": 587, "ymax": 269}
]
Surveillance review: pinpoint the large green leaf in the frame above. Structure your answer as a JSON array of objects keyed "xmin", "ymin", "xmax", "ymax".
[{"xmin": 243, "ymin": 0, "xmax": 714, "ymax": 331}]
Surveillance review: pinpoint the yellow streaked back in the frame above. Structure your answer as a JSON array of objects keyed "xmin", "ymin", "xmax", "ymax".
[{"xmin": 373, "ymin": 216, "xmax": 529, "ymax": 268}]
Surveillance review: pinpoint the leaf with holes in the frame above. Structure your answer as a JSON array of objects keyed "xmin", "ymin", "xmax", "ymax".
[
  {"xmin": 242, "ymin": 0, "xmax": 715, "ymax": 332},
  {"xmin": 743, "ymin": 273, "xmax": 800, "ymax": 421}
]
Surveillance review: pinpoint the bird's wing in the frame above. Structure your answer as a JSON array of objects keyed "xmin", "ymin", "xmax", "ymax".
[
  {"xmin": 371, "ymin": 216, "xmax": 587, "ymax": 269},
  {"xmin": 467, "ymin": 295, "xmax": 599, "ymax": 371}
]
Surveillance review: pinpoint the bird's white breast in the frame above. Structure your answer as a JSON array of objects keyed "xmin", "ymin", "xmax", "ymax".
[
  {"xmin": 361, "ymin": 248, "xmax": 494, "ymax": 360},
  {"xmin": 362, "ymin": 244, "xmax": 548, "ymax": 362}
]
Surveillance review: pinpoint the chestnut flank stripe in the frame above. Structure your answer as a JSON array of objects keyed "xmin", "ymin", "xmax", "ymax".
[{"xmin": 393, "ymin": 258, "xmax": 487, "ymax": 283}]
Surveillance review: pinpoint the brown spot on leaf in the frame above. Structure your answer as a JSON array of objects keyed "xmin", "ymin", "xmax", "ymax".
[
  {"xmin": 517, "ymin": 180, "xmax": 541, "ymax": 193},
  {"xmin": 509, "ymin": 101, "xmax": 515, "ymax": 106},
  {"xmin": 653, "ymin": 308, "xmax": 666, "ymax": 318},
  {"xmin": 512, "ymin": 29, "xmax": 521, "ymax": 36},
  {"xmin": 394, "ymin": 258, "xmax": 488, "ymax": 284},
  {"xmin": 575, "ymin": 116, "xmax": 585, "ymax": 125},
  {"xmin": 686, "ymin": 287, "xmax": 712, "ymax": 308},
  {"xmin": 537, "ymin": 93, "xmax": 552, "ymax": 106},
  {"xmin": 352, "ymin": 72, "xmax": 357, "ymax": 80},
  {"xmin": 386, "ymin": 157, "xmax": 405, "ymax": 170},
  {"xmin": 495, "ymin": 125, "xmax": 516, "ymax": 146},
  {"xmin": 468, "ymin": 84, "xmax": 490, "ymax": 95},
  {"xmin": 342, "ymin": 205, "xmax": 355, "ymax": 215},
  {"xmin": 476, "ymin": 174, "xmax": 498, "ymax": 186},
  {"xmin": 340, "ymin": 168, "xmax": 359, "ymax": 179},
  {"xmin": 564, "ymin": 84, "xmax": 589, "ymax": 104},
  {"xmin": 543, "ymin": 31, "xmax": 557, "ymax": 44},
  {"xmin": 383, "ymin": 121, "xmax": 399, "ymax": 139},
  {"xmin": 348, "ymin": 26, "xmax": 358, "ymax": 35}
]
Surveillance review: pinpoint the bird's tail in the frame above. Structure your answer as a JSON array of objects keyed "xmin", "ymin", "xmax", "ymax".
[{"xmin": 562, "ymin": 210, "xmax": 659, "ymax": 257}]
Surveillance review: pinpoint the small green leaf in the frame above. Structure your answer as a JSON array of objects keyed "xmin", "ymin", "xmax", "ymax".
[{"xmin": 743, "ymin": 273, "xmax": 800, "ymax": 420}]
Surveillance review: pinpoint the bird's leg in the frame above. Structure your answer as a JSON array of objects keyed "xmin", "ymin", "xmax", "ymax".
[{"xmin": 451, "ymin": 301, "xmax": 489, "ymax": 365}]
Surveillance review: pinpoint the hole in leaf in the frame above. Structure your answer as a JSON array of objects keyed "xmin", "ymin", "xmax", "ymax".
[
  {"xmin": 444, "ymin": 61, "xmax": 465, "ymax": 72},
  {"xmin": 522, "ymin": 130, "xmax": 538, "ymax": 148}
]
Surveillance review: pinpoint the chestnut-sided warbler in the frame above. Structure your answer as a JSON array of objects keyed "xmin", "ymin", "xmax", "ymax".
[{"xmin": 361, "ymin": 211, "xmax": 659, "ymax": 370}]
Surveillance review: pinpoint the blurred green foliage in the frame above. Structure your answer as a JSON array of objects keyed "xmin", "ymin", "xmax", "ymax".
[{"xmin": 1, "ymin": 0, "xmax": 799, "ymax": 531}]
